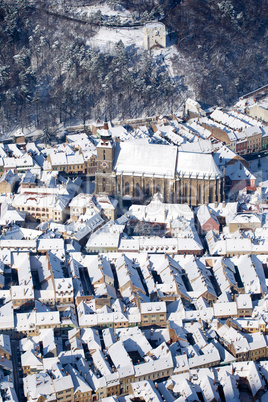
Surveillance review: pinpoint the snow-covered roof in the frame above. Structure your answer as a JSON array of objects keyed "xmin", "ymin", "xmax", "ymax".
[
  {"xmin": 114, "ymin": 142, "xmax": 177, "ymax": 179},
  {"xmin": 177, "ymin": 150, "xmax": 221, "ymax": 179},
  {"xmin": 213, "ymin": 301, "xmax": 237, "ymax": 317},
  {"xmin": 131, "ymin": 380, "xmax": 163, "ymax": 402}
]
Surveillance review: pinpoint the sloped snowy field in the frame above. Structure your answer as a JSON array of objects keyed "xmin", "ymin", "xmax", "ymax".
[
  {"xmin": 71, "ymin": 3, "xmax": 133, "ymax": 19},
  {"xmin": 87, "ymin": 26, "xmax": 144, "ymax": 51},
  {"xmin": 71, "ymin": 1, "xmax": 194, "ymax": 97}
]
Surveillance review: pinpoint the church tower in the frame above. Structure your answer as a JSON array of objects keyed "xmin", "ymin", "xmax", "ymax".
[{"xmin": 95, "ymin": 122, "xmax": 116, "ymax": 196}]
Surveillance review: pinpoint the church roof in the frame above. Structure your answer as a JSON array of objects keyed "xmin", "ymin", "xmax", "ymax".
[
  {"xmin": 114, "ymin": 142, "xmax": 177, "ymax": 179},
  {"xmin": 177, "ymin": 151, "xmax": 222, "ymax": 179},
  {"xmin": 113, "ymin": 142, "xmax": 221, "ymax": 180}
]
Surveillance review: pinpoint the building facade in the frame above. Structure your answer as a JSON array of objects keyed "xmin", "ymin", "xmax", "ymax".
[
  {"xmin": 143, "ymin": 22, "xmax": 166, "ymax": 50},
  {"xmin": 95, "ymin": 127, "xmax": 224, "ymax": 206}
]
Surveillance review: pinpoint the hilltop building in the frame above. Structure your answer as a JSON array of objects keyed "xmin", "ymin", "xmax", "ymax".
[{"xmin": 143, "ymin": 22, "xmax": 166, "ymax": 50}]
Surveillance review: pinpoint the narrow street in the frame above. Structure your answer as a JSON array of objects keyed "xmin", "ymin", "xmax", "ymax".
[{"xmin": 11, "ymin": 340, "xmax": 22, "ymax": 401}]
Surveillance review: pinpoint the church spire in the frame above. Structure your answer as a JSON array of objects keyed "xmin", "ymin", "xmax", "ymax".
[{"xmin": 100, "ymin": 117, "xmax": 112, "ymax": 142}]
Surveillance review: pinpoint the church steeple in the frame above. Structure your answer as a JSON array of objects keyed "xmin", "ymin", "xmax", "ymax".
[
  {"xmin": 95, "ymin": 119, "xmax": 116, "ymax": 196},
  {"xmin": 99, "ymin": 117, "xmax": 113, "ymax": 143}
]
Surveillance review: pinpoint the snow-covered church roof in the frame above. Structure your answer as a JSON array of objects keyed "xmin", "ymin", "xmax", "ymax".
[
  {"xmin": 113, "ymin": 141, "xmax": 222, "ymax": 180},
  {"xmin": 113, "ymin": 142, "xmax": 177, "ymax": 179},
  {"xmin": 177, "ymin": 151, "xmax": 222, "ymax": 179}
]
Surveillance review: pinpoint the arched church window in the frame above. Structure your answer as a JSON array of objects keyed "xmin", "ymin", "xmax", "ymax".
[
  {"xmin": 198, "ymin": 184, "xmax": 202, "ymax": 204},
  {"xmin": 136, "ymin": 183, "xmax": 141, "ymax": 198},
  {"xmin": 209, "ymin": 185, "xmax": 214, "ymax": 203},
  {"xmin": 124, "ymin": 182, "xmax": 129, "ymax": 195},
  {"xmin": 145, "ymin": 184, "xmax": 150, "ymax": 199},
  {"xmin": 184, "ymin": 183, "xmax": 188, "ymax": 201}
]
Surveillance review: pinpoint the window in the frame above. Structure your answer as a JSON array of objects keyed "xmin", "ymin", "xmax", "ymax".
[
  {"xmin": 136, "ymin": 183, "xmax": 141, "ymax": 198},
  {"xmin": 103, "ymin": 150, "xmax": 106, "ymax": 160},
  {"xmin": 209, "ymin": 185, "xmax": 214, "ymax": 203},
  {"xmin": 124, "ymin": 182, "xmax": 129, "ymax": 195},
  {"xmin": 198, "ymin": 184, "xmax": 202, "ymax": 203},
  {"xmin": 184, "ymin": 183, "xmax": 188, "ymax": 201},
  {"xmin": 145, "ymin": 184, "xmax": 150, "ymax": 199}
]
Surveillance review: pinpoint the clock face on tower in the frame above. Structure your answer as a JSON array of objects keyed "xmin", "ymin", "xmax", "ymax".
[{"xmin": 101, "ymin": 161, "xmax": 108, "ymax": 168}]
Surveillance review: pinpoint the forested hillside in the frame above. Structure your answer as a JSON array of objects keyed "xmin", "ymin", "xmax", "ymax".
[
  {"xmin": 164, "ymin": 0, "xmax": 268, "ymax": 106},
  {"xmin": 0, "ymin": 0, "xmax": 177, "ymax": 133},
  {"xmin": 0, "ymin": 0, "xmax": 267, "ymax": 133}
]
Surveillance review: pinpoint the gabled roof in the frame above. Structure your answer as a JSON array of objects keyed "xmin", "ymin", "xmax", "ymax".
[
  {"xmin": 21, "ymin": 349, "xmax": 43, "ymax": 368},
  {"xmin": 177, "ymin": 150, "xmax": 221, "ymax": 179},
  {"xmin": 114, "ymin": 141, "xmax": 177, "ymax": 179}
]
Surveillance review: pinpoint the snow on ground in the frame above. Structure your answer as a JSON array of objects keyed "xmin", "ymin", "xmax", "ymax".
[
  {"xmin": 71, "ymin": 4, "xmax": 132, "ymax": 20},
  {"xmin": 6, "ymin": 126, "xmax": 44, "ymax": 140},
  {"xmin": 74, "ymin": 1, "xmax": 195, "ymax": 100},
  {"xmin": 150, "ymin": 43, "xmax": 196, "ymax": 106},
  {"xmin": 1, "ymin": 124, "xmax": 66, "ymax": 142},
  {"xmin": 5, "ymin": 2, "xmax": 193, "ymax": 135},
  {"xmin": 249, "ymin": 156, "xmax": 268, "ymax": 186},
  {"xmin": 86, "ymin": 24, "xmax": 195, "ymax": 103},
  {"xmin": 87, "ymin": 26, "xmax": 144, "ymax": 51},
  {"xmin": 152, "ymin": 45, "xmax": 178, "ymax": 78}
]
